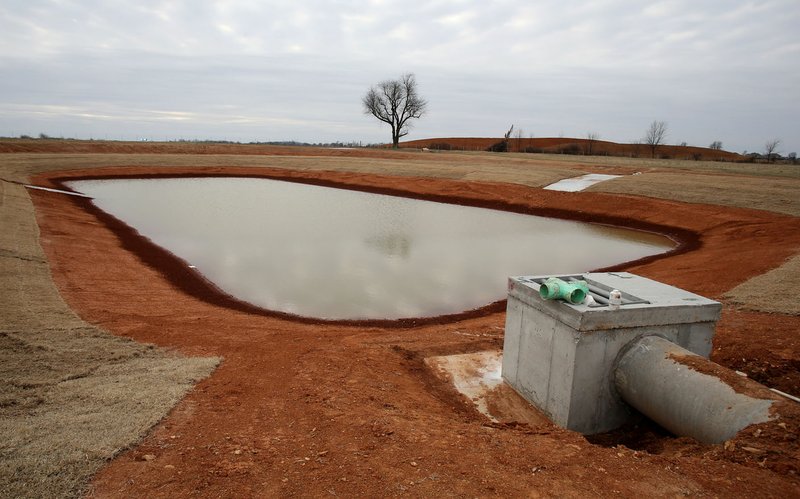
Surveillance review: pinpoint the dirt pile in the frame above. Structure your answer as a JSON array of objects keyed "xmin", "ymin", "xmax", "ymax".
[{"xmin": 402, "ymin": 136, "xmax": 742, "ymax": 161}]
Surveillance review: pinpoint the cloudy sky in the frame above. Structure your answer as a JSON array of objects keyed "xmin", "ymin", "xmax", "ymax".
[{"xmin": 1, "ymin": 0, "xmax": 798, "ymax": 153}]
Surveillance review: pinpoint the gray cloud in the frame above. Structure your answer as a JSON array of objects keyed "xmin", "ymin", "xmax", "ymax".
[{"xmin": 1, "ymin": 0, "xmax": 798, "ymax": 152}]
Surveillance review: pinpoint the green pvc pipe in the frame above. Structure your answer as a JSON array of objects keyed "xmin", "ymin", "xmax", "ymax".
[{"xmin": 539, "ymin": 277, "xmax": 589, "ymax": 304}]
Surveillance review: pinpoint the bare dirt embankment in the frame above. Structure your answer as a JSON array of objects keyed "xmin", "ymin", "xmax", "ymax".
[
  {"xmin": 401, "ymin": 136, "xmax": 742, "ymax": 161},
  {"xmin": 3, "ymin": 141, "xmax": 800, "ymax": 497}
]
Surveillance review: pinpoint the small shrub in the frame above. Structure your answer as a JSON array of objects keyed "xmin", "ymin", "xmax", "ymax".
[
  {"xmin": 487, "ymin": 140, "xmax": 508, "ymax": 152},
  {"xmin": 523, "ymin": 146, "xmax": 543, "ymax": 154},
  {"xmin": 558, "ymin": 143, "xmax": 583, "ymax": 155}
]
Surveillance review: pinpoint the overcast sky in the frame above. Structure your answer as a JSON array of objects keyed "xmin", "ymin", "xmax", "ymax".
[{"xmin": 1, "ymin": 1, "xmax": 798, "ymax": 153}]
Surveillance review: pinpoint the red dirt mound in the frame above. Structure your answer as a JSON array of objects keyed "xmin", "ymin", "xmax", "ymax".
[{"xmin": 401, "ymin": 137, "xmax": 742, "ymax": 161}]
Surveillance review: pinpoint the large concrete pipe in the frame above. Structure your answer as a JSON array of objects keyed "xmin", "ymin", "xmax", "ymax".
[{"xmin": 614, "ymin": 335, "xmax": 774, "ymax": 444}]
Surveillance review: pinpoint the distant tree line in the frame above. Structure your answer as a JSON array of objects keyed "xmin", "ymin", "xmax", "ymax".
[
  {"xmin": 5, "ymin": 134, "xmax": 381, "ymax": 148},
  {"xmin": 246, "ymin": 140, "xmax": 378, "ymax": 148}
]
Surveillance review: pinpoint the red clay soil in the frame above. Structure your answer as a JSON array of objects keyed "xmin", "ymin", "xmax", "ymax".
[
  {"xmin": 30, "ymin": 165, "xmax": 800, "ymax": 497},
  {"xmin": 401, "ymin": 137, "xmax": 742, "ymax": 161}
]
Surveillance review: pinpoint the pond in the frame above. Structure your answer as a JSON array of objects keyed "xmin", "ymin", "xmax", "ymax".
[{"xmin": 67, "ymin": 177, "xmax": 674, "ymax": 321}]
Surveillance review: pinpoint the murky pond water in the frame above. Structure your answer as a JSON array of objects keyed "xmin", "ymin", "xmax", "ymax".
[{"xmin": 67, "ymin": 177, "xmax": 674, "ymax": 320}]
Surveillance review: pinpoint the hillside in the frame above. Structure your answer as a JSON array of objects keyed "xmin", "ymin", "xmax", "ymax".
[{"xmin": 401, "ymin": 137, "xmax": 742, "ymax": 161}]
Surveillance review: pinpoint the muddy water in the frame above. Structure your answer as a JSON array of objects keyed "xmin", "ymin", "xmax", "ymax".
[{"xmin": 67, "ymin": 177, "xmax": 674, "ymax": 320}]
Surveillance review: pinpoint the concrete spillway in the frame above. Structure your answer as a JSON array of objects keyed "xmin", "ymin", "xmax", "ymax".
[{"xmin": 542, "ymin": 174, "xmax": 622, "ymax": 192}]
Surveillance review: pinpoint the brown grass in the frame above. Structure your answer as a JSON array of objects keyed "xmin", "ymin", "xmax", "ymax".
[
  {"xmin": 724, "ymin": 254, "xmax": 800, "ymax": 315},
  {"xmin": 0, "ymin": 151, "xmax": 577, "ymax": 188},
  {"xmin": 0, "ymin": 180, "xmax": 218, "ymax": 498},
  {"xmin": 586, "ymin": 171, "xmax": 800, "ymax": 217},
  {"xmin": 503, "ymin": 150, "xmax": 800, "ymax": 179}
]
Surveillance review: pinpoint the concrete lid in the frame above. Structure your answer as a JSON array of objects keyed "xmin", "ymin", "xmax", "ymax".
[{"xmin": 508, "ymin": 272, "xmax": 722, "ymax": 331}]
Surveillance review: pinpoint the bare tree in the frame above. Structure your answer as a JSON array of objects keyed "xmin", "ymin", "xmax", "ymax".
[
  {"xmin": 709, "ymin": 140, "xmax": 723, "ymax": 150},
  {"xmin": 488, "ymin": 125, "xmax": 514, "ymax": 152},
  {"xmin": 586, "ymin": 132, "xmax": 599, "ymax": 155},
  {"xmin": 631, "ymin": 139, "xmax": 642, "ymax": 158},
  {"xmin": 764, "ymin": 139, "xmax": 781, "ymax": 163},
  {"xmin": 514, "ymin": 127, "xmax": 525, "ymax": 152},
  {"xmin": 501, "ymin": 124, "xmax": 514, "ymax": 151},
  {"xmin": 362, "ymin": 73, "xmax": 427, "ymax": 149},
  {"xmin": 643, "ymin": 120, "xmax": 668, "ymax": 158}
]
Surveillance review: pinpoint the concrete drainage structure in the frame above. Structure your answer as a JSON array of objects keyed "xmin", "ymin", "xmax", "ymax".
[{"xmin": 502, "ymin": 272, "xmax": 774, "ymax": 443}]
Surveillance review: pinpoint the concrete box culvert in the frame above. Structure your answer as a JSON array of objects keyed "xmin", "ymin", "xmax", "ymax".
[{"xmin": 501, "ymin": 272, "xmax": 722, "ymax": 435}]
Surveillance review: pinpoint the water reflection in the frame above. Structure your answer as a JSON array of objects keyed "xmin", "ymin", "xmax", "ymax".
[
  {"xmin": 68, "ymin": 177, "xmax": 674, "ymax": 320},
  {"xmin": 365, "ymin": 234, "xmax": 412, "ymax": 259}
]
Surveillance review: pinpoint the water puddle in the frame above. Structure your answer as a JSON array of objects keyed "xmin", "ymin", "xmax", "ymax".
[
  {"xmin": 544, "ymin": 173, "xmax": 622, "ymax": 192},
  {"xmin": 67, "ymin": 177, "xmax": 673, "ymax": 321}
]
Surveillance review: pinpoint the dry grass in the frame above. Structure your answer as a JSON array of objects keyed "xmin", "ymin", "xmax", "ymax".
[
  {"xmin": 3, "ymin": 151, "xmax": 798, "ymax": 215},
  {"xmin": 587, "ymin": 171, "xmax": 800, "ymax": 217},
  {"xmin": 0, "ymin": 180, "xmax": 219, "ymax": 499},
  {"xmin": 1, "ymin": 147, "xmax": 798, "ymax": 497},
  {"xmin": 0, "ymin": 152, "xmax": 576, "ymax": 187},
  {"xmin": 502, "ymin": 151, "xmax": 800, "ymax": 179},
  {"xmin": 724, "ymin": 254, "xmax": 800, "ymax": 315}
]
